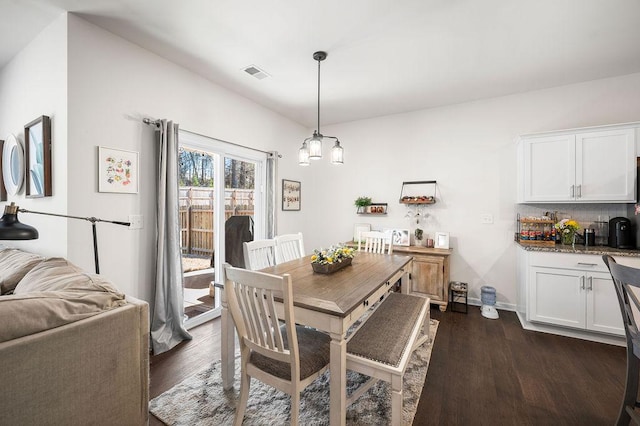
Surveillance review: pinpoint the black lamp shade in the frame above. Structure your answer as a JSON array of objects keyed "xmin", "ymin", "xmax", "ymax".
[{"xmin": 0, "ymin": 205, "xmax": 38, "ymax": 240}]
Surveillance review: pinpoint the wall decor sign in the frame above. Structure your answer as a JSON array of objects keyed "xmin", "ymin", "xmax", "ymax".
[
  {"xmin": 0, "ymin": 139, "xmax": 7, "ymax": 201},
  {"xmin": 2, "ymin": 133, "xmax": 24, "ymax": 196},
  {"xmin": 282, "ymin": 179, "xmax": 301, "ymax": 211},
  {"xmin": 98, "ymin": 146, "xmax": 139, "ymax": 193},
  {"xmin": 25, "ymin": 115, "xmax": 52, "ymax": 198}
]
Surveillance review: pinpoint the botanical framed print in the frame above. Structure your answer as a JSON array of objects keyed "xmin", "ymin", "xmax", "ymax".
[
  {"xmin": 24, "ymin": 115, "xmax": 52, "ymax": 198},
  {"xmin": 98, "ymin": 146, "xmax": 139, "ymax": 193},
  {"xmin": 282, "ymin": 179, "xmax": 300, "ymax": 211}
]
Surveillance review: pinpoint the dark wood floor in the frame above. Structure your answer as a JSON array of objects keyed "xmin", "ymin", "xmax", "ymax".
[{"xmin": 150, "ymin": 307, "xmax": 627, "ymax": 425}]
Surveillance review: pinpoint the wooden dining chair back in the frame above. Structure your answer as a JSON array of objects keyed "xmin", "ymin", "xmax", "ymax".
[
  {"xmin": 275, "ymin": 232, "xmax": 305, "ymax": 264},
  {"xmin": 603, "ymin": 255, "xmax": 640, "ymax": 425},
  {"xmin": 358, "ymin": 230, "xmax": 393, "ymax": 254},
  {"xmin": 224, "ymin": 264, "xmax": 331, "ymax": 426},
  {"xmin": 243, "ymin": 239, "xmax": 277, "ymax": 270}
]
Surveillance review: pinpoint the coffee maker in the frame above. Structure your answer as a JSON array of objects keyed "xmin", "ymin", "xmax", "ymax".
[{"xmin": 609, "ymin": 217, "xmax": 634, "ymax": 249}]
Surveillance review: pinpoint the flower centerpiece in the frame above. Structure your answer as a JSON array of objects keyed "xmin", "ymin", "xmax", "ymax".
[
  {"xmin": 310, "ymin": 244, "xmax": 355, "ymax": 274},
  {"xmin": 555, "ymin": 219, "xmax": 580, "ymax": 246}
]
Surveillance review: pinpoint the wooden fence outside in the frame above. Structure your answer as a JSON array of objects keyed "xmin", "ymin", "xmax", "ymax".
[{"xmin": 180, "ymin": 187, "xmax": 254, "ymax": 256}]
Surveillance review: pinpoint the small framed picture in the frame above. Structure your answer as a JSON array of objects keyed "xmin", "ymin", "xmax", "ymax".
[
  {"xmin": 282, "ymin": 179, "xmax": 301, "ymax": 211},
  {"xmin": 98, "ymin": 146, "xmax": 139, "ymax": 193},
  {"xmin": 25, "ymin": 115, "xmax": 52, "ymax": 198},
  {"xmin": 384, "ymin": 228, "xmax": 410, "ymax": 247},
  {"xmin": 435, "ymin": 231, "xmax": 450, "ymax": 249},
  {"xmin": 354, "ymin": 223, "xmax": 371, "ymax": 242}
]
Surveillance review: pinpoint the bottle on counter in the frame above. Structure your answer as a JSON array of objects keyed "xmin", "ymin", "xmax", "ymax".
[
  {"xmin": 534, "ymin": 223, "xmax": 543, "ymax": 241},
  {"xmin": 520, "ymin": 223, "xmax": 529, "ymax": 241}
]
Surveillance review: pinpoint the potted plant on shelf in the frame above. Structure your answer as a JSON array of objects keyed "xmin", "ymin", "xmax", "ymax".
[
  {"xmin": 414, "ymin": 228, "xmax": 424, "ymax": 246},
  {"xmin": 354, "ymin": 196, "xmax": 372, "ymax": 214}
]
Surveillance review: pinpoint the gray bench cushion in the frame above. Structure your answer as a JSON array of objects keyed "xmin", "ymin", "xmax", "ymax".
[{"xmin": 348, "ymin": 292, "xmax": 424, "ymax": 367}]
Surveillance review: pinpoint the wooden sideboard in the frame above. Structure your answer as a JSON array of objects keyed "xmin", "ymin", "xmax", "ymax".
[{"xmin": 346, "ymin": 242, "xmax": 453, "ymax": 311}]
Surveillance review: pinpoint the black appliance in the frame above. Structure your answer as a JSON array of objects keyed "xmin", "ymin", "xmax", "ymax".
[{"xmin": 609, "ymin": 217, "xmax": 633, "ymax": 249}]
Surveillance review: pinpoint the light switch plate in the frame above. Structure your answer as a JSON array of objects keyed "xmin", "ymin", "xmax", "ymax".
[
  {"xmin": 480, "ymin": 214, "xmax": 494, "ymax": 224},
  {"xmin": 129, "ymin": 215, "xmax": 143, "ymax": 229}
]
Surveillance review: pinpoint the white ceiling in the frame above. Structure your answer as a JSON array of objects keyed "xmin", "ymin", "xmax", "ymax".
[{"xmin": 2, "ymin": 0, "xmax": 640, "ymax": 127}]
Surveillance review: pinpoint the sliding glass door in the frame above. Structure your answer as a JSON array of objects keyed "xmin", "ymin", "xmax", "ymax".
[{"xmin": 178, "ymin": 130, "xmax": 266, "ymax": 329}]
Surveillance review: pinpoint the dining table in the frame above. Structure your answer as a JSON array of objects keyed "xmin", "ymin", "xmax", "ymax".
[{"xmin": 220, "ymin": 251, "xmax": 414, "ymax": 425}]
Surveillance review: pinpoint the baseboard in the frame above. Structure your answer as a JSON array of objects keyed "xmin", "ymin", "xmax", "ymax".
[
  {"xmin": 467, "ymin": 297, "xmax": 516, "ymax": 312},
  {"xmin": 516, "ymin": 312, "xmax": 625, "ymax": 347}
]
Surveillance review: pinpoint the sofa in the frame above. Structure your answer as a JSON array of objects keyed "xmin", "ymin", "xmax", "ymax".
[{"xmin": 0, "ymin": 247, "xmax": 149, "ymax": 425}]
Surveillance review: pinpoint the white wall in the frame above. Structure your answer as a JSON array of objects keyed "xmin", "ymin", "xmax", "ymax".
[
  {"xmin": 65, "ymin": 14, "xmax": 308, "ymax": 301},
  {"xmin": 289, "ymin": 72, "xmax": 640, "ymax": 306},
  {"xmin": 0, "ymin": 14, "xmax": 68, "ymax": 257},
  {"xmin": 4, "ymin": 12, "xmax": 640, "ymax": 310}
]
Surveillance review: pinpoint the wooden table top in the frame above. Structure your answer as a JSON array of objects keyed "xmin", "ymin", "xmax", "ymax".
[{"xmin": 260, "ymin": 252, "xmax": 413, "ymax": 317}]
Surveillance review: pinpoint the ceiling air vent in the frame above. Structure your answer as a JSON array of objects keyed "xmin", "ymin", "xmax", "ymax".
[{"xmin": 243, "ymin": 65, "xmax": 270, "ymax": 80}]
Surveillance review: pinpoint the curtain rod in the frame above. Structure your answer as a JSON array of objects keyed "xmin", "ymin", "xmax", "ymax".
[{"xmin": 142, "ymin": 117, "xmax": 279, "ymax": 157}]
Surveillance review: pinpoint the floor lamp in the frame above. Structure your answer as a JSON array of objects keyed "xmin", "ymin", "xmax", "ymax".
[{"xmin": 0, "ymin": 202, "xmax": 130, "ymax": 274}]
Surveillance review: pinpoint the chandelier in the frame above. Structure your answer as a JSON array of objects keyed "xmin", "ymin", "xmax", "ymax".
[{"xmin": 299, "ymin": 51, "xmax": 344, "ymax": 165}]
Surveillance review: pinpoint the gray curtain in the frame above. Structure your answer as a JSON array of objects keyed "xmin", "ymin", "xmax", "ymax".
[
  {"xmin": 265, "ymin": 151, "xmax": 278, "ymax": 238},
  {"xmin": 151, "ymin": 119, "xmax": 192, "ymax": 354}
]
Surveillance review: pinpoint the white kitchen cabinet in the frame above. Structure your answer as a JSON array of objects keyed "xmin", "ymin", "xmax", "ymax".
[
  {"xmin": 528, "ymin": 266, "xmax": 623, "ymax": 335},
  {"xmin": 519, "ymin": 124, "xmax": 637, "ymax": 203}
]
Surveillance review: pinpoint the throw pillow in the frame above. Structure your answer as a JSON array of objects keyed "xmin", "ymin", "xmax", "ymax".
[
  {"xmin": 0, "ymin": 248, "xmax": 45, "ymax": 295},
  {"xmin": 13, "ymin": 257, "xmax": 124, "ymax": 296}
]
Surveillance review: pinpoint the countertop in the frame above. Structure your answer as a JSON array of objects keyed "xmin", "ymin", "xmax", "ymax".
[{"xmin": 516, "ymin": 241, "xmax": 640, "ymax": 257}]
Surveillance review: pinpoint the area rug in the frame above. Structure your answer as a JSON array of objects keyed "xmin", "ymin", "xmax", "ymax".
[{"xmin": 150, "ymin": 319, "xmax": 438, "ymax": 425}]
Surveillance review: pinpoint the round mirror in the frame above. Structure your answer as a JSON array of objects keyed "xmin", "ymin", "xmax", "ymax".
[{"xmin": 2, "ymin": 134, "xmax": 24, "ymax": 195}]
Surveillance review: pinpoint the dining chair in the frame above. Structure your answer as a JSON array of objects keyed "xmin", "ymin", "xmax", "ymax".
[
  {"xmin": 275, "ymin": 232, "xmax": 305, "ymax": 264},
  {"xmin": 242, "ymin": 239, "xmax": 277, "ymax": 270},
  {"xmin": 223, "ymin": 264, "xmax": 331, "ymax": 426},
  {"xmin": 603, "ymin": 255, "xmax": 640, "ymax": 425},
  {"xmin": 358, "ymin": 230, "xmax": 393, "ymax": 254}
]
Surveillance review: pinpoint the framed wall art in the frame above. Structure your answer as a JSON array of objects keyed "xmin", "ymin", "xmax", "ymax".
[
  {"xmin": 98, "ymin": 146, "xmax": 139, "ymax": 193},
  {"xmin": 282, "ymin": 179, "xmax": 300, "ymax": 211},
  {"xmin": 2, "ymin": 133, "xmax": 24, "ymax": 196},
  {"xmin": 0, "ymin": 139, "xmax": 7, "ymax": 201},
  {"xmin": 25, "ymin": 115, "xmax": 52, "ymax": 197}
]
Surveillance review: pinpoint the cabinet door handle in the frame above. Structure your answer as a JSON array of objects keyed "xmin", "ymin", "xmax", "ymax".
[
  {"xmin": 577, "ymin": 262, "xmax": 597, "ymax": 267},
  {"xmin": 587, "ymin": 276, "xmax": 593, "ymax": 291},
  {"xmin": 577, "ymin": 185, "xmax": 582, "ymax": 198},
  {"xmin": 570, "ymin": 185, "xmax": 575, "ymax": 198},
  {"xmin": 580, "ymin": 276, "xmax": 585, "ymax": 290}
]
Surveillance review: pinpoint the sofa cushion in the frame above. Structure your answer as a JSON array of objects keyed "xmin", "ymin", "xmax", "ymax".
[
  {"xmin": 0, "ymin": 248, "xmax": 45, "ymax": 295},
  {"xmin": 0, "ymin": 290, "xmax": 126, "ymax": 343},
  {"xmin": 13, "ymin": 257, "xmax": 123, "ymax": 295}
]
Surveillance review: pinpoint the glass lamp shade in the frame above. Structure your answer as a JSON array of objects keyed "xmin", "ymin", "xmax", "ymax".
[
  {"xmin": 0, "ymin": 204, "xmax": 38, "ymax": 240},
  {"xmin": 298, "ymin": 141, "xmax": 310, "ymax": 166},
  {"xmin": 331, "ymin": 140, "xmax": 344, "ymax": 164},
  {"xmin": 308, "ymin": 133, "xmax": 323, "ymax": 160}
]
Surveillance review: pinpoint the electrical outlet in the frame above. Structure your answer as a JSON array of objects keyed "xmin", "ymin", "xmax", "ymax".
[
  {"xmin": 480, "ymin": 214, "xmax": 494, "ymax": 224},
  {"xmin": 129, "ymin": 215, "xmax": 143, "ymax": 230}
]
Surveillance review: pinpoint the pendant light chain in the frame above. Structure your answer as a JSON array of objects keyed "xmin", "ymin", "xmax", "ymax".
[
  {"xmin": 299, "ymin": 50, "xmax": 343, "ymax": 165},
  {"xmin": 317, "ymin": 56, "xmax": 321, "ymax": 135}
]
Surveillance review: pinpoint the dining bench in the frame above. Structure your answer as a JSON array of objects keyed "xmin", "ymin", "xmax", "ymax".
[{"xmin": 346, "ymin": 292, "xmax": 430, "ymax": 426}]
